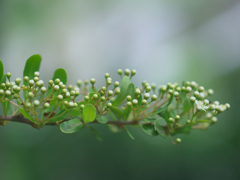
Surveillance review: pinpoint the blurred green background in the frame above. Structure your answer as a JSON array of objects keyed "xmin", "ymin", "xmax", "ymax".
[{"xmin": 0, "ymin": 0, "xmax": 240, "ymax": 179}]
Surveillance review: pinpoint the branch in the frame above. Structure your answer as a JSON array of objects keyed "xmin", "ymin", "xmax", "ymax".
[{"xmin": 0, "ymin": 115, "xmax": 142, "ymax": 128}]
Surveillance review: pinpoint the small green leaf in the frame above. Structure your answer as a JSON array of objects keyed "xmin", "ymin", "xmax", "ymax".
[
  {"xmin": 109, "ymin": 106, "xmax": 123, "ymax": 120},
  {"xmin": 23, "ymin": 54, "xmax": 42, "ymax": 85},
  {"xmin": 125, "ymin": 128, "xmax": 135, "ymax": 141},
  {"xmin": 82, "ymin": 104, "xmax": 96, "ymax": 124},
  {"xmin": 49, "ymin": 109, "xmax": 72, "ymax": 123},
  {"xmin": 0, "ymin": 74, "xmax": 6, "ymax": 84},
  {"xmin": 171, "ymin": 125, "xmax": 192, "ymax": 136},
  {"xmin": 123, "ymin": 106, "xmax": 132, "ymax": 120},
  {"xmin": 137, "ymin": 94, "xmax": 142, "ymax": 106},
  {"xmin": 19, "ymin": 108, "xmax": 36, "ymax": 124},
  {"xmin": 60, "ymin": 119, "xmax": 85, "ymax": 133},
  {"xmin": 89, "ymin": 86, "xmax": 98, "ymax": 93},
  {"xmin": 69, "ymin": 108, "xmax": 82, "ymax": 117},
  {"xmin": 156, "ymin": 117, "xmax": 167, "ymax": 126},
  {"xmin": 112, "ymin": 76, "xmax": 131, "ymax": 106},
  {"xmin": 164, "ymin": 110, "xmax": 170, "ymax": 122},
  {"xmin": 126, "ymin": 83, "xmax": 135, "ymax": 98},
  {"xmin": 154, "ymin": 120, "xmax": 166, "ymax": 138},
  {"xmin": 0, "ymin": 60, "xmax": 4, "ymax": 82},
  {"xmin": 96, "ymin": 115, "xmax": 108, "ymax": 124},
  {"xmin": 89, "ymin": 126, "xmax": 103, "ymax": 141},
  {"xmin": 140, "ymin": 124, "xmax": 159, "ymax": 136},
  {"xmin": 108, "ymin": 111, "xmax": 117, "ymax": 121},
  {"xmin": 184, "ymin": 98, "xmax": 191, "ymax": 113},
  {"xmin": 52, "ymin": 68, "xmax": 67, "ymax": 85}
]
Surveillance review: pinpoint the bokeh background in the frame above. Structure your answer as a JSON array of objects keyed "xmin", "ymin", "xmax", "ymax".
[{"xmin": 0, "ymin": 0, "xmax": 240, "ymax": 179}]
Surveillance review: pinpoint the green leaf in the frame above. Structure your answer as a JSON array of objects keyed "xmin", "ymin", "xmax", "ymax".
[
  {"xmin": 154, "ymin": 95, "xmax": 174, "ymax": 116},
  {"xmin": 112, "ymin": 76, "xmax": 131, "ymax": 106},
  {"xmin": 123, "ymin": 106, "xmax": 132, "ymax": 120},
  {"xmin": 164, "ymin": 110, "xmax": 170, "ymax": 122},
  {"xmin": 109, "ymin": 106, "xmax": 123, "ymax": 119},
  {"xmin": 89, "ymin": 126, "xmax": 103, "ymax": 141},
  {"xmin": 82, "ymin": 104, "xmax": 96, "ymax": 123},
  {"xmin": 183, "ymin": 98, "xmax": 191, "ymax": 113},
  {"xmin": 0, "ymin": 60, "xmax": 4, "ymax": 82},
  {"xmin": 52, "ymin": 68, "xmax": 67, "ymax": 85},
  {"xmin": 96, "ymin": 115, "xmax": 108, "ymax": 124},
  {"xmin": 126, "ymin": 83, "xmax": 135, "ymax": 98},
  {"xmin": 49, "ymin": 109, "xmax": 72, "ymax": 123},
  {"xmin": 156, "ymin": 117, "xmax": 167, "ymax": 126},
  {"xmin": 0, "ymin": 74, "xmax": 6, "ymax": 84},
  {"xmin": 89, "ymin": 86, "xmax": 98, "ymax": 93},
  {"xmin": 171, "ymin": 125, "xmax": 192, "ymax": 136},
  {"xmin": 125, "ymin": 128, "xmax": 135, "ymax": 141},
  {"xmin": 60, "ymin": 119, "xmax": 85, "ymax": 133},
  {"xmin": 154, "ymin": 120, "xmax": 166, "ymax": 138},
  {"xmin": 140, "ymin": 124, "xmax": 159, "ymax": 136},
  {"xmin": 137, "ymin": 94, "xmax": 142, "ymax": 106},
  {"xmin": 19, "ymin": 108, "xmax": 36, "ymax": 124},
  {"xmin": 108, "ymin": 111, "xmax": 117, "ymax": 121},
  {"xmin": 69, "ymin": 108, "xmax": 82, "ymax": 117},
  {"xmin": 23, "ymin": 54, "xmax": 42, "ymax": 85}
]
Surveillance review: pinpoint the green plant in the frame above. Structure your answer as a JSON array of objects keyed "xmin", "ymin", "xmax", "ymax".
[{"xmin": 0, "ymin": 54, "xmax": 230, "ymax": 145}]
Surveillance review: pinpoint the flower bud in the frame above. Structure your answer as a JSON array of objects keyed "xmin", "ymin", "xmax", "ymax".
[
  {"xmin": 168, "ymin": 117, "xmax": 175, "ymax": 123},
  {"xmin": 131, "ymin": 69, "xmax": 137, "ymax": 77},
  {"xmin": 144, "ymin": 93, "xmax": 150, "ymax": 100},
  {"xmin": 132, "ymin": 99, "xmax": 138, "ymax": 105},
  {"xmin": 0, "ymin": 89, "xmax": 4, "ymax": 95},
  {"xmin": 127, "ymin": 101, "xmax": 132, "ymax": 107},
  {"xmin": 24, "ymin": 76, "xmax": 29, "ymax": 82},
  {"xmin": 198, "ymin": 86, "xmax": 204, "ymax": 92},
  {"xmin": 33, "ymin": 77, "xmax": 39, "ymax": 82},
  {"xmin": 141, "ymin": 99, "xmax": 147, "ymax": 105},
  {"xmin": 77, "ymin": 80, "xmax": 82, "ymax": 87},
  {"xmin": 211, "ymin": 117, "xmax": 217, "ymax": 123},
  {"xmin": 53, "ymin": 85, "xmax": 60, "ymax": 91},
  {"xmin": 105, "ymin": 73, "xmax": 110, "ymax": 79},
  {"xmin": 114, "ymin": 81, "xmax": 119, "ymax": 87},
  {"xmin": 186, "ymin": 86, "xmax": 192, "ymax": 93},
  {"xmin": 208, "ymin": 89, "xmax": 214, "ymax": 95},
  {"xmin": 34, "ymin": 71, "xmax": 40, "ymax": 77},
  {"xmin": 186, "ymin": 119, "xmax": 191, "ymax": 124},
  {"xmin": 145, "ymin": 86, "xmax": 151, "ymax": 93},
  {"xmin": 108, "ymin": 90, "xmax": 113, "ymax": 96},
  {"xmin": 48, "ymin": 80, "xmax": 53, "ymax": 86},
  {"xmin": 25, "ymin": 102, "xmax": 31, "ymax": 108},
  {"xmin": 41, "ymin": 87, "xmax": 47, "ymax": 93},
  {"xmin": 70, "ymin": 90, "xmax": 75, "ymax": 96},
  {"xmin": 93, "ymin": 94, "xmax": 98, "ymax": 99},
  {"xmin": 117, "ymin": 69, "xmax": 122, "ymax": 76},
  {"xmin": 151, "ymin": 94, "xmax": 157, "ymax": 101},
  {"xmin": 84, "ymin": 80, "xmax": 89, "ymax": 85},
  {"xmin": 84, "ymin": 95, "xmax": 89, "ymax": 102},
  {"xmin": 176, "ymin": 138, "xmax": 181, "ymax": 144},
  {"xmin": 126, "ymin": 95, "xmax": 132, "ymax": 101},
  {"xmin": 33, "ymin": 100, "xmax": 40, "ymax": 107},
  {"xmin": 174, "ymin": 91, "xmax": 179, "ymax": 97},
  {"xmin": 194, "ymin": 91, "xmax": 200, "ymax": 97},
  {"xmin": 90, "ymin": 78, "xmax": 96, "ymax": 85},
  {"xmin": 57, "ymin": 95, "xmax": 63, "ymax": 100},
  {"xmin": 107, "ymin": 102, "xmax": 112, "ymax": 108},
  {"xmin": 225, "ymin": 103, "xmax": 230, "ymax": 109},
  {"xmin": 115, "ymin": 88, "xmax": 120, "ymax": 95},
  {"xmin": 6, "ymin": 72, "xmax": 11, "ymax": 79},
  {"xmin": 28, "ymin": 92, "xmax": 33, "ymax": 98},
  {"xmin": 68, "ymin": 102, "xmax": 74, "ymax": 108},
  {"xmin": 54, "ymin": 78, "xmax": 60, "ymax": 85},
  {"xmin": 28, "ymin": 80, "xmax": 35, "ymax": 87},
  {"xmin": 80, "ymin": 104, "xmax": 85, "ymax": 109},
  {"xmin": 176, "ymin": 87, "xmax": 181, "ymax": 92},
  {"xmin": 15, "ymin": 78, "xmax": 21, "ymax": 85},
  {"xmin": 168, "ymin": 89, "xmax": 173, "ymax": 95},
  {"xmin": 5, "ymin": 90, "xmax": 11, "ymax": 97},
  {"xmin": 101, "ymin": 86, "xmax": 106, "ymax": 92},
  {"xmin": 124, "ymin": 69, "xmax": 130, "ymax": 76},
  {"xmin": 190, "ymin": 96, "xmax": 196, "ymax": 103},
  {"xmin": 43, "ymin": 102, "xmax": 50, "ymax": 109},
  {"xmin": 100, "ymin": 96, "xmax": 106, "ymax": 101},
  {"xmin": 175, "ymin": 115, "xmax": 180, "ymax": 120},
  {"xmin": 135, "ymin": 88, "xmax": 141, "ymax": 95}
]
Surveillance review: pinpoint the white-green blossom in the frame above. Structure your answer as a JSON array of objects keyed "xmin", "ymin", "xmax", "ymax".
[{"xmin": 195, "ymin": 100, "xmax": 209, "ymax": 111}]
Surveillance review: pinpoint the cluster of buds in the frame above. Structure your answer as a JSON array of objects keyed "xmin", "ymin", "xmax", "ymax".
[{"xmin": 0, "ymin": 55, "xmax": 230, "ymax": 144}]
